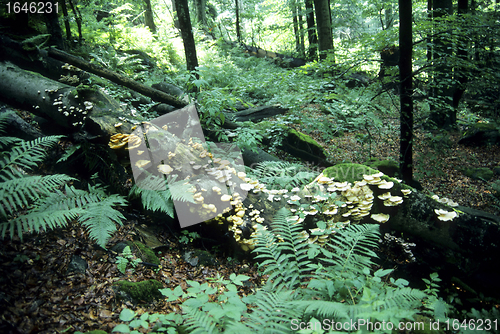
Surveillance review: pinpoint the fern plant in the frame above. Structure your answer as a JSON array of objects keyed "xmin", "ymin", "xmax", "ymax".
[
  {"xmin": 128, "ymin": 173, "xmax": 195, "ymax": 218},
  {"xmin": 245, "ymin": 161, "xmax": 316, "ymax": 190},
  {"xmin": 155, "ymin": 208, "xmax": 445, "ymax": 333},
  {"xmin": 0, "ymin": 112, "xmax": 127, "ymax": 247}
]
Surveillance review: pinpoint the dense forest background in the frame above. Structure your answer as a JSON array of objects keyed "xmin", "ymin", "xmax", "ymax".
[{"xmin": 1, "ymin": 0, "xmax": 500, "ymax": 332}]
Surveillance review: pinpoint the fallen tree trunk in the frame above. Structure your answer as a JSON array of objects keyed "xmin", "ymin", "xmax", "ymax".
[
  {"xmin": 0, "ymin": 61, "xmax": 139, "ymax": 137},
  {"xmin": 47, "ymin": 48, "xmax": 188, "ymax": 109}
]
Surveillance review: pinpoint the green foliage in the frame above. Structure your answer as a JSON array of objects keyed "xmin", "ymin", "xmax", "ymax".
[
  {"xmin": 179, "ymin": 230, "xmax": 201, "ymax": 245},
  {"xmin": 245, "ymin": 161, "xmax": 316, "ymax": 190},
  {"xmin": 116, "ymin": 246, "xmax": 142, "ymax": 274},
  {"xmin": 129, "ymin": 173, "xmax": 195, "ymax": 218}
]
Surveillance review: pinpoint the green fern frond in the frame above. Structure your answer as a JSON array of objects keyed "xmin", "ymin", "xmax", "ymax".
[
  {"xmin": 254, "ymin": 208, "xmax": 310, "ymax": 290},
  {"xmin": 0, "ymin": 174, "xmax": 75, "ymax": 217},
  {"xmin": 0, "ymin": 135, "xmax": 62, "ymax": 180},
  {"xmin": 130, "ymin": 174, "xmax": 195, "ymax": 218},
  {"xmin": 323, "ymin": 224, "xmax": 380, "ymax": 274},
  {"xmin": 1, "ymin": 207, "xmax": 82, "ymax": 239},
  {"xmin": 184, "ymin": 308, "xmax": 218, "ymax": 334},
  {"xmin": 237, "ymin": 289, "xmax": 304, "ymax": 333},
  {"xmin": 248, "ymin": 161, "xmax": 316, "ymax": 190},
  {"xmin": 79, "ymin": 194, "xmax": 127, "ymax": 248}
]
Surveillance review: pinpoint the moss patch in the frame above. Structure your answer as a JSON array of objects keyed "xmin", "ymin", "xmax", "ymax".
[
  {"xmin": 463, "ymin": 167, "xmax": 494, "ymax": 181},
  {"xmin": 324, "ymin": 163, "xmax": 379, "ymax": 183},
  {"xmin": 127, "ymin": 241, "xmax": 160, "ymax": 265},
  {"xmin": 114, "ymin": 279, "xmax": 163, "ymax": 304},
  {"xmin": 364, "ymin": 158, "xmax": 399, "ymax": 176},
  {"xmin": 286, "ymin": 129, "xmax": 326, "ymax": 158}
]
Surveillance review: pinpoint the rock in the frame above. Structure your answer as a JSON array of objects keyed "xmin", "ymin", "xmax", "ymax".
[
  {"xmin": 227, "ymin": 105, "xmax": 289, "ymax": 123},
  {"xmin": 463, "ymin": 167, "xmax": 494, "ymax": 180},
  {"xmin": 111, "ymin": 242, "xmax": 129, "ymax": 254},
  {"xmin": 458, "ymin": 122, "xmax": 500, "ymax": 146},
  {"xmin": 66, "ymin": 255, "xmax": 87, "ymax": 275},
  {"xmin": 114, "ymin": 279, "xmax": 164, "ymax": 304},
  {"xmin": 364, "ymin": 158, "xmax": 399, "ymax": 176},
  {"xmin": 183, "ymin": 250, "xmax": 219, "ymax": 267}
]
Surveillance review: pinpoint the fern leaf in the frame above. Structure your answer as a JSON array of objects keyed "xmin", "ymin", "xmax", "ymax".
[
  {"xmin": 184, "ymin": 308, "xmax": 219, "ymax": 334},
  {"xmin": 0, "ymin": 174, "xmax": 75, "ymax": 218},
  {"xmin": 78, "ymin": 194, "xmax": 127, "ymax": 248},
  {"xmin": 323, "ymin": 224, "xmax": 380, "ymax": 274},
  {"xmin": 1, "ymin": 207, "xmax": 82, "ymax": 239},
  {"xmin": 0, "ymin": 136, "xmax": 62, "ymax": 177}
]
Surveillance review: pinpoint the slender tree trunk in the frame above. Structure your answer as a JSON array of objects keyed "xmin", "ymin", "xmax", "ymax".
[
  {"xmin": 399, "ymin": 0, "xmax": 413, "ymax": 185},
  {"xmin": 314, "ymin": 0, "xmax": 334, "ymax": 60},
  {"xmin": 60, "ymin": 0, "xmax": 71, "ymax": 41},
  {"xmin": 174, "ymin": 0, "xmax": 199, "ymax": 74},
  {"xmin": 452, "ymin": 0, "xmax": 469, "ymax": 109},
  {"xmin": 298, "ymin": 3, "xmax": 305, "ymax": 59},
  {"xmin": 44, "ymin": 0, "xmax": 65, "ymax": 50},
  {"xmin": 291, "ymin": 0, "xmax": 301, "ymax": 55},
  {"xmin": 305, "ymin": 0, "xmax": 318, "ymax": 60},
  {"xmin": 68, "ymin": 0, "xmax": 83, "ymax": 43},
  {"xmin": 194, "ymin": 0, "xmax": 207, "ymax": 27},
  {"xmin": 171, "ymin": 0, "xmax": 180, "ymax": 29},
  {"xmin": 144, "ymin": 0, "xmax": 157, "ymax": 33},
  {"xmin": 428, "ymin": 0, "xmax": 454, "ymax": 128},
  {"xmin": 235, "ymin": 0, "xmax": 241, "ymax": 42}
]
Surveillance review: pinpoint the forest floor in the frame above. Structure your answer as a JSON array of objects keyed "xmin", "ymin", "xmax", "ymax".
[
  {"xmin": 286, "ymin": 105, "xmax": 500, "ymax": 216},
  {"xmin": 0, "ymin": 217, "xmax": 263, "ymax": 333}
]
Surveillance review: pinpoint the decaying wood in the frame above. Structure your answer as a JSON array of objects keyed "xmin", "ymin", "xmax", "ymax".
[
  {"xmin": 47, "ymin": 48, "xmax": 188, "ymax": 109},
  {"xmin": 0, "ymin": 62, "xmax": 138, "ymax": 137}
]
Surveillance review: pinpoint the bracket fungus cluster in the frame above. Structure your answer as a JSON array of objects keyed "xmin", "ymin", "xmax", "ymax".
[{"xmin": 108, "ymin": 133, "xmax": 142, "ymax": 150}]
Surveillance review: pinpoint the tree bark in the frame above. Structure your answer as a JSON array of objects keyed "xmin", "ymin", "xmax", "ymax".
[
  {"xmin": 60, "ymin": 0, "xmax": 72, "ymax": 41},
  {"xmin": 144, "ymin": 0, "xmax": 157, "ymax": 34},
  {"xmin": 174, "ymin": 0, "xmax": 200, "ymax": 74},
  {"xmin": 314, "ymin": 0, "xmax": 334, "ymax": 60},
  {"xmin": 452, "ymin": 0, "xmax": 469, "ymax": 110},
  {"xmin": 195, "ymin": 0, "xmax": 207, "ymax": 27},
  {"xmin": 428, "ymin": 0, "xmax": 455, "ymax": 128},
  {"xmin": 47, "ymin": 48, "xmax": 188, "ymax": 108},
  {"xmin": 44, "ymin": 0, "xmax": 65, "ymax": 50},
  {"xmin": 399, "ymin": 0, "xmax": 413, "ymax": 185},
  {"xmin": 235, "ymin": 0, "xmax": 242, "ymax": 43},
  {"xmin": 305, "ymin": 0, "xmax": 318, "ymax": 60}
]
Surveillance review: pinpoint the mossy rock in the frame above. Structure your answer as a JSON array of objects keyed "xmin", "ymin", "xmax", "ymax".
[
  {"xmin": 459, "ymin": 122, "xmax": 500, "ymax": 146},
  {"xmin": 286, "ymin": 128, "xmax": 326, "ymax": 158},
  {"xmin": 463, "ymin": 167, "xmax": 494, "ymax": 181},
  {"xmin": 364, "ymin": 158, "xmax": 399, "ymax": 176},
  {"xmin": 114, "ymin": 279, "xmax": 163, "ymax": 304},
  {"xmin": 324, "ymin": 163, "xmax": 379, "ymax": 184},
  {"xmin": 127, "ymin": 241, "xmax": 160, "ymax": 265}
]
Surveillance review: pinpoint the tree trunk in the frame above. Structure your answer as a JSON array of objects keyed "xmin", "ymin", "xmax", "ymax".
[
  {"xmin": 44, "ymin": 0, "xmax": 65, "ymax": 50},
  {"xmin": 68, "ymin": 0, "xmax": 83, "ymax": 43},
  {"xmin": 452, "ymin": 0, "xmax": 469, "ymax": 110},
  {"xmin": 47, "ymin": 48, "xmax": 188, "ymax": 108},
  {"xmin": 0, "ymin": 62, "xmax": 135, "ymax": 136},
  {"xmin": 195, "ymin": 0, "xmax": 207, "ymax": 27},
  {"xmin": 298, "ymin": 3, "xmax": 305, "ymax": 59},
  {"xmin": 314, "ymin": 0, "xmax": 334, "ymax": 60},
  {"xmin": 235, "ymin": 0, "xmax": 242, "ymax": 43},
  {"xmin": 144, "ymin": 0, "xmax": 157, "ymax": 34},
  {"xmin": 174, "ymin": 0, "xmax": 200, "ymax": 74},
  {"xmin": 60, "ymin": 0, "xmax": 72, "ymax": 41},
  {"xmin": 305, "ymin": 0, "xmax": 318, "ymax": 61},
  {"xmin": 171, "ymin": 0, "xmax": 180, "ymax": 30},
  {"xmin": 428, "ymin": 0, "xmax": 455, "ymax": 129},
  {"xmin": 399, "ymin": 0, "xmax": 414, "ymax": 185},
  {"xmin": 291, "ymin": 0, "xmax": 301, "ymax": 55}
]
